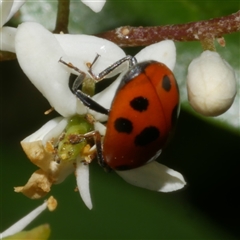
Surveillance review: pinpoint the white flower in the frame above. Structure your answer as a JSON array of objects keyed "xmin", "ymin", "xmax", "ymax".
[
  {"xmin": 81, "ymin": 0, "xmax": 106, "ymax": 13},
  {"xmin": 14, "ymin": 118, "xmax": 74, "ymax": 198},
  {"xmin": 12, "ymin": 22, "xmax": 185, "ymax": 209},
  {"xmin": 13, "ymin": 22, "xmax": 126, "ymax": 117},
  {"xmin": 187, "ymin": 50, "xmax": 237, "ymax": 116}
]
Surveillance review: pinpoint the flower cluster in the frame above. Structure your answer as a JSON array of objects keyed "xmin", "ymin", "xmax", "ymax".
[
  {"xmin": 0, "ymin": 1, "xmax": 185, "ymax": 236},
  {"xmin": 12, "ymin": 22, "xmax": 186, "ymax": 209},
  {"xmin": 1, "ymin": 1, "xmax": 238, "ymax": 239},
  {"xmin": 1, "ymin": 2, "xmax": 186, "ymax": 211}
]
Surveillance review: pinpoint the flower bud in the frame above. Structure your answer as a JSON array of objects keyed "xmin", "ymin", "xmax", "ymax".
[{"xmin": 187, "ymin": 50, "xmax": 237, "ymax": 116}]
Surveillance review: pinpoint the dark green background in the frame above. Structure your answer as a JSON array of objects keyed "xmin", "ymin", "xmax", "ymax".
[{"xmin": 1, "ymin": 1, "xmax": 239, "ymax": 239}]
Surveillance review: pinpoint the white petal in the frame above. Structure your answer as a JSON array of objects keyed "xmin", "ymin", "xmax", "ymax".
[
  {"xmin": 15, "ymin": 22, "xmax": 84, "ymax": 117},
  {"xmin": 0, "ymin": 0, "xmax": 25, "ymax": 27},
  {"xmin": 6, "ymin": 0, "xmax": 25, "ymax": 21},
  {"xmin": 0, "ymin": 0, "xmax": 13, "ymax": 27},
  {"xmin": 135, "ymin": 40, "xmax": 176, "ymax": 71},
  {"xmin": 116, "ymin": 161, "xmax": 186, "ymax": 192},
  {"xmin": 21, "ymin": 117, "xmax": 74, "ymax": 184},
  {"xmin": 81, "ymin": 0, "xmax": 106, "ymax": 13},
  {"xmin": 0, "ymin": 26, "xmax": 16, "ymax": 52},
  {"xmin": 94, "ymin": 121, "xmax": 106, "ymax": 135},
  {"xmin": 76, "ymin": 158, "xmax": 92, "ymax": 209},
  {"xmin": 21, "ymin": 117, "xmax": 65, "ymax": 143},
  {"xmin": 54, "ymin": 34, "xmax": 126, "ymax": 76},
  {"xmin": 43, "ymin": 118, "xmax": 68, "ymax": 145},
  {"xmin": 1, "ymin": 200, "xmax": 47, "ymax": 238}
]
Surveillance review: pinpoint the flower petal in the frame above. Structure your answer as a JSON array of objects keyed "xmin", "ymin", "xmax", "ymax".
[
  {"xmin": 42, "ymin": 117, "xmax": 68, "ymax": 145},
  {"xmin": 135, "ymin": 40, "xmax": 176, "ymax": 71},
  {"xmin": 15, "ymin": 22, "xmax": 84, "ymax": 117},
  {"xmin": 14, "ymin": 169, "xmax": 52, "ymax": 199},
  {"xmin": 81, "ymin": 0, "xmax": 106, "ymax": 13},
  {"xmin": 0, "ymin": 0, "xmax": 13, "ymax": 27},
  {"xmin": 2, "ymin": 224, "xmax": 51, "ymax": 240},
  {"xmin": 54, "ymin": 34, "xmax": 126, "ymax": 76},
  {"xmin": 116, "ymin": 161, "xmax": 186, "ymax": 192},
  {"xmin": 21, "ymin": 117, "xmax": 74, "ymax": 185},
  {"xmin": 94, "ymin": 121, "xmax": 106, "ymax": 135},
  {"xmin": 22, "ymin": 117, "xmax": 64, "ymax": 143},
  {"xmin": 0, "ymin": 199, "xmax": 48, "ymax": 238},
  {"xmin": 76, "ymin": 158, "xmax": 92, "ymax": 209},
  {"xmin": 0, "ymin": 26, "xmax": 16, "ymax": 52},
  {"xmin": 0, "ymin": 196, "xmax": 55, "ymax": 239},
  {"xmin": 0, "ymin": 0, "xmax": 25, "ymax": 27}
]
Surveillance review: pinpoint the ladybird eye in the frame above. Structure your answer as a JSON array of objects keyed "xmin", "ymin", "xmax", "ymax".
[
  {"xmin": 134, "ymin": 126, "xmax": 160, "ymax": 146},
  {"xmin": 130, "ymin": 96, "xmax": 149, "ymax": 112},
  {"xmin": 162, "ymin": 75, "xmax": 172, "ymax": 92},
  {"xmin": 114, "ymin": 118, "xmax": 133, "ymax": 133}
]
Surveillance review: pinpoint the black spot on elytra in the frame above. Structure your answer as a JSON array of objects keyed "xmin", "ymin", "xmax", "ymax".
[
  {"xmin": 130, "ymin": 96, "xmax": 149, "ymax": 112},
  {"xmin": 162, "ymin": 75, "xmax": 171, "ymax": 92},
  {"xmin": 171, "ymin": 104, "xmax": 179, "ymax": 126},
  {"xmin": 114, "ymin": 118, "xmax": 133, "ymax": 134},
  {"xmin": 135, "ymin": 126, "xmax": 160, "ymax": 146}
]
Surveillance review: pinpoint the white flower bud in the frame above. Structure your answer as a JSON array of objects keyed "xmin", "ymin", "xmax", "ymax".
[{"xmin": 187, "ymin": 50, "xmax": 237, "ymax": 116}]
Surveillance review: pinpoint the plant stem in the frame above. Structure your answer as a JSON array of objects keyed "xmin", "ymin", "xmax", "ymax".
[
  {"xmin": 96, "ymin": 11, "xmax": 240, "ymax": 47},
  {"xmin": 53, "ymin": 0, "xmax": 70, "ymax": 33}
]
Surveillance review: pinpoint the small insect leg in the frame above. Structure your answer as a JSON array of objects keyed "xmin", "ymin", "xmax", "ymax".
[
  {"xmin": 79, "ymin": 131, "xmax": 111, "ymax": 172},
  {"xmin": 88, "ymin": 55, "xmax": 138, "ymax": 81}
]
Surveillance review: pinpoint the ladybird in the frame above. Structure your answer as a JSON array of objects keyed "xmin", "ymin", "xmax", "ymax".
[{"xmin": 60, "ymin": 56, "xmax": 179, "ymax": 171}]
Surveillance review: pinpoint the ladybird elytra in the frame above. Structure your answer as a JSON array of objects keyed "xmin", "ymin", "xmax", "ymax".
[
  {"xmin": 102, "ymin": 61, "xmax": 179, "ymax": 170},
  {"xmin": 62, "ymin": 57, "xmax": 179, "ymax": 171},
  {"xmin": 143, "ymin": 61, "xmax": 180, "ymax": 129}
]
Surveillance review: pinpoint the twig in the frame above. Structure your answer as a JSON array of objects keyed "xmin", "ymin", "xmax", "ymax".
[
  {"xmin": 53, "ymin": 0, "xmax": 70, "ymax": 33},
  {"xmin": 96, "ymin": 11, "xmax": 240, "ymax": 47}
]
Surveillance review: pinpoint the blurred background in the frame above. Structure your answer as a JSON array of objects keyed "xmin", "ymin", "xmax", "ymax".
[{"xmin": 1, "ymin": 0, "xmax": 240, "ymax": 239}]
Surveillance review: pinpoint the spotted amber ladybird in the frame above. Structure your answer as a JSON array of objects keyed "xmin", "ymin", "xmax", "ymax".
[{"xmin": 60, "ymin": 56, "xmax": 179, "ymax": 171}]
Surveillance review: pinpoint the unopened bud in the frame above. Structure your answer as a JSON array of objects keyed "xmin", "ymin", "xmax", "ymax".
[{"xmin": 187, "ymin": 50, "xmax": 237, "ymax": 116}]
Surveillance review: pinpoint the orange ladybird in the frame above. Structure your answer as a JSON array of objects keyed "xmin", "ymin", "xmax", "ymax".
[
  {"xmin": 103, "ymin": 61, "xmax": 179, "ymax": 170},
  {"xmin": 62, "ymin": 57, "xmax": 179, "ymax": 171}
]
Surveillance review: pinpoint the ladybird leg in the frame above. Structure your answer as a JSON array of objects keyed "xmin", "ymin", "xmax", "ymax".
[
  {"xmin": 59, "ymin": 58, "xmax": 86, "ymax": 76},
  {"xmin": 88, "ymin": 55, "xmax": 138, "ymax": 81},
  {"xmin": 74, "ymin": 131, "xmax": 111, "ymax": 172},
  {"xmin": 59, "ymin": 58, "xmax": 110, "ymax": 115},
  {"xmin": 74, "ymin": 87, "xmax": 110, "ymax": 115},
  {"xmin": 72, "ymin": 74, "xmax": 109, "ymax": 115}
]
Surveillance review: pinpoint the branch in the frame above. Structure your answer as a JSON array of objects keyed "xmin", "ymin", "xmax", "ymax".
[
  {"xmin": 53, "ymin": 0, "xmax": 70, "ymax": 33},
  {"xmin": 96, "ymin": 11, "xmax": 240, "ymax": 47}
]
